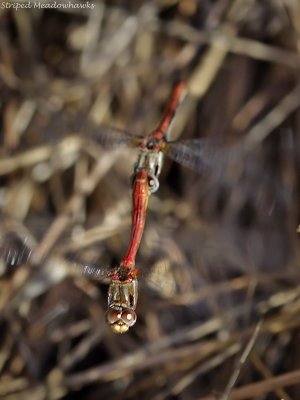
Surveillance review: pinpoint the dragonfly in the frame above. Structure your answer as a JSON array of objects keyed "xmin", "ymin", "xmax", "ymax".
[
  {"xmin": 101, "ymin": 81, "xmax": 230, "ymax": 333},
  {"xmin": 0, "ymin": 83, "xmax": 191, "ymax": 334},
  {"xmin": 79, "ymin": 80, "xmax": 273, "ymax": 333},
  {"xmin": 105, "ymin": 168, "xmax": 148, "ymax": 333},
  {"xmin": 105, "ymin": 82, "xmax": 188, "ymax": 333},
  {"xmin": 0, "ymin": 82, "xmax": 263, "ymax": 333}
]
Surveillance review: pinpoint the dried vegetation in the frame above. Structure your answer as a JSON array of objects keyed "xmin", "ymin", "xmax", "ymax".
[{"xmin": 0, "ymin": 0, "xmax": 300, "ymax": 399}]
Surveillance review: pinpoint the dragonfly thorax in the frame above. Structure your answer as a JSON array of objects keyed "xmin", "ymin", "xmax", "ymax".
[{"xmin": 141, "ymin": 132, "xmax": 165, "ymax": 149}]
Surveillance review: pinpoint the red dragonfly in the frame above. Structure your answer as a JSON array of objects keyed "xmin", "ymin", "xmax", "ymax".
[
  {"xmin": 0, "ymin": 83, "xmax": 191, "ymax": 333},
  {"xmin": 105, "ymin": 82, "xmax": 188, "ymax": 333},
  {"xmin": 102, "ymin": 81, "xmax": 228, "ymax": 333},
  {"xmin": 0, "ymin": 82, "xmax": 254, "ymax": 333},
  {"xmin": 87, "ymin": 80, "xmax": 260, "ymax": 333},
  {"xmin": 104, "ymin": 168, "xmax": 148, "ymax": 333}
]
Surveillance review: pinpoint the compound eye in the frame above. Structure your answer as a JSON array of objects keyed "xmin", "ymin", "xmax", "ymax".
[
  {"xmin": 121, "ymin": 309, "xmax": 137, "ymax": 327},
  {"xmin": 106, "ymin": 309, "xmax": 122, "ymax": 324}
]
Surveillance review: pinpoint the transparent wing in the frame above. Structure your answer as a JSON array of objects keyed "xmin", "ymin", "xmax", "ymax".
[
  {"xmin": 63, "ymin": 249, "xmax": 115, "ymax": 282},
  {"xmin": 0, "ymin": 232, "xmax": 33, "ymax": 268},
  {"xmin": 38, "ymin": 111, "xmax": 143, "ymax": 150},
  {"xmin": 0, "ymin": 226, "xmax": 113, "ymax": 283},
  {"xmin": 84, "ymin": 124, "xmax": 143, "ymax": 149},
  {"xmin": 66, "ymin": 114, "xmax": 143, "ymax": 149},
  {"xmin": 164, "ymin": 138, "xmax": 230, "ymax": 175},
  {"xmin": 0, "ymin": 223, "xmax": 38, "ymax": 268},
  {"xmin": 164, "ymin": 138, "xmax": 288, "ymax": 213}
]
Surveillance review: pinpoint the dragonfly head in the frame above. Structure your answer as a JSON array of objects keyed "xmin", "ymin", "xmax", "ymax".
[
  {"xmin": 106, "ymin": 307, "xmax": 137, "ymax": 333},
  {"xmin": 106, "ymin": 278, "xmax": 138, "ymax": 333}
]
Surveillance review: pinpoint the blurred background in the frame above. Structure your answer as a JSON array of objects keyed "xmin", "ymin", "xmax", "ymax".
[{"xmin": 0, "ymin": 0, "xmax": 299, "ymax": 399}]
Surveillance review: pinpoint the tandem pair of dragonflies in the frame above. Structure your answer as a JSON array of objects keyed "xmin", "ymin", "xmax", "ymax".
[{"xmin": 0, "ymin": 82, "xmax": 229, "ymax": 333}]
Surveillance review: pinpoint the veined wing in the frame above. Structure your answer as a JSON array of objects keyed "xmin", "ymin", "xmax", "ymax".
[
  {"xmin": 84, "ymin": 124, "xmax": 143, "ymax": 150},
  {"xmin": 0, "ymin": 227, "xmax": 115, "ymax": 312},
  {"xmin": 40, "ymin": 112, "xmax": 143, "ymax": 150},
  {"xmin": 0, "ymin": 222, "xmax": 37, "ymax": 268},
  {"xmin": 0, "ymin": 226, "xmax": 114, "ymax": 283},
  {"xmin": 0, "ymin": 231, "xmax": 33, "ymax": 268},
  {"xmin": 163, "ymin": 138, "xmax": 230, "ymax": 175},
  {"xmin": 164, "ymin": 139, "xmax": 287, "ymax": 211},
  {"xmin": 63, "ymin": 249, "xmax": 115, "ymax": 282}
]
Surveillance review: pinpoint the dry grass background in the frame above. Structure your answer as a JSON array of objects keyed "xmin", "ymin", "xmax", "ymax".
[{"xmin": 0, "ymin": 0, "xmax": 300, "ymax": 399}]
